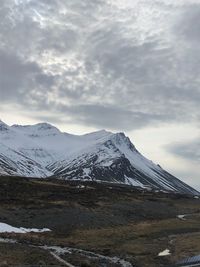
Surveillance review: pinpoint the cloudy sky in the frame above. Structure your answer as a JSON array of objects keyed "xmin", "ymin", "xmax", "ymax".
[{"xmin": 0, "ymin": 0, "xmax": 200, "ymax": 189}]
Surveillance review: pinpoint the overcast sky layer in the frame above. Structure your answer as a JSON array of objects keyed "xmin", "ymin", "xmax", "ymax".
[{"xmin": 0, "ymin": 0, "xmax": 200, "ymax": 189}]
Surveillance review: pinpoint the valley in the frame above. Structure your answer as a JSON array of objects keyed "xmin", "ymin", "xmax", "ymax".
[{"xmin": 0, "ymin": 176, "xmax": 200, "ymax": 267}]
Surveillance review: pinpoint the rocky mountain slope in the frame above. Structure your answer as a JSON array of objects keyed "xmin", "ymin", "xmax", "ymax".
[{"xmin": 0, "ymin": 120, "xmax": 198, "ymax": 195}]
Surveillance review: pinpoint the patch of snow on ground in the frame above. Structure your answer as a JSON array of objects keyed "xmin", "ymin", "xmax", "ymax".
[
  {"xmin": 177, "ymin": 215, "xmax": 186, "ymax": 220},
  {"xmin": 0, "ymin": 222, "xmax": 51, "ymax": 233},
  {"xmin": 42, "ymin": 245, "xmax": 133, "ymax": 267},
  {"xmin": 0, "ymin": 237, "xmax": 133, "ymax": 267},
  {"xmin": 76, "ymin": 185, "xmax": 86, "ymax": 189},
  {"xmin": 158, "ymin": 249, "xmax": 171, "ymax": 257}
]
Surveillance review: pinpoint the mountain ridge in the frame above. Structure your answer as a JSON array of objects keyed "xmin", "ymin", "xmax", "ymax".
[{"xmin": 0, "ymin": 120, "xmax": 198, "ymax": 195}]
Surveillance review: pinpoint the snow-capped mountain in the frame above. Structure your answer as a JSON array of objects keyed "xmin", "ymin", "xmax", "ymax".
[{"xmin": 0, "ymin": 120, "xmax": 198, "ymax": 195}]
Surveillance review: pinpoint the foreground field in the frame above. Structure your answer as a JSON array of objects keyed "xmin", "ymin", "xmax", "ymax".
[{"xmin": 0, "ymin": 176, "xmax": 200, "ymax": 266}]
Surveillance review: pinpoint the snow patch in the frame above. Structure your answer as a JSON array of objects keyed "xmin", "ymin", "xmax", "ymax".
[
  {"xmin": 76, "ymin": 185, "xmax": 86, "ymax": 189},
  {"xmin": 42, "ymin": 245, "xmax": 133, "ymax": 267},
  {"xmin": 158, "ymin": 249, "xmax": 171, "ymax": 257},
  {"xmin": 177, "ymin": 215, "xmax": 186, "ymax": 220},
  {"xmin": 124, "ymin": 175, "xmax": 145, "ymax": 188},
  {"xmin": 82, "ymin": 168, "xmax": 91, "ymax": 178},
  {"xmin": 0, "ymin": 222, "xmax": 51, "ymax": 233}
]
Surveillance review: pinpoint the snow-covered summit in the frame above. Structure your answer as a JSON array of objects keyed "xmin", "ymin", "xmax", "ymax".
[
  {"xmin": 0, "ymin": 120, "xmax": 10, "ymax": 132},
  {"xmin": 0, "ymin": 120, "xmax": 198, "ymax": 195},
  {"xmin": 82, "ymin": 129, "xmax": 112, "ymax": 139},
  {"xmin": 11, "ymin": 122, "xmax": 61, "ymax": 137}
]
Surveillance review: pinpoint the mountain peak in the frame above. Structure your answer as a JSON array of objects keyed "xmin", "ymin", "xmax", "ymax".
[
  {"xmin": 0, "ymin": 120, "xmax": 9, "ymax": 131},
  {"xmin": 12, "ymin": 122, "xmax": 60, "ymax": 136},
  {"xmin": 0, "ymin": 120, "xmax": 198, "ymax": 195},
  {"xmin": 33, "ymin": 122, "xmax": 60, "ymax": 131},
  {"xmin": 0, "ymin": 119, "xmax": 7, "ymax": 125},
  {"xmin": 82, "ymin": 129, "xmax": 112, "ymax": 140},
  {"xmin": 110, "ymin": 132, "xmax": 137, "ymax": 152}
]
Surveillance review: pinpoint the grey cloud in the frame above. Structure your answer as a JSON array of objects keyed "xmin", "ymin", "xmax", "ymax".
[
  {"xmin": 167, "ymin": 139, "xmax": 200, "ymax": 162},
  {"xmin": 175, "ymin": 5, "xmax": 200, "ymax": 43},
  {"xmin": 0, "ymin": 50, "xmax": 55, "ymax": 102},
  {"xmin": 164, "ymin": 134, "xmax": 200, "ymax": 190},
  {"xmin": 56, "ymin": 104, "xmax": 175, "ymax": 130},
  {"xmin": 0, "ymin": 0, "xmax": 79, "ymax": 57},
  {"xmin": 1, "ymin": 0, "xmax": 200, "ymax": 131},
  {"xmin": 24, "ymin": 102, "xmax": 174, "ymax": 131}
]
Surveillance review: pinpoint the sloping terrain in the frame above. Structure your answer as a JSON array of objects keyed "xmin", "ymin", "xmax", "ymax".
[
  {"xmin": 0, "ymin": 176, "xmax": 200, "ymax": 267},
  {"xmin": 0, "ymin": 120, "xmax": 198, "ymax": 195}
]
